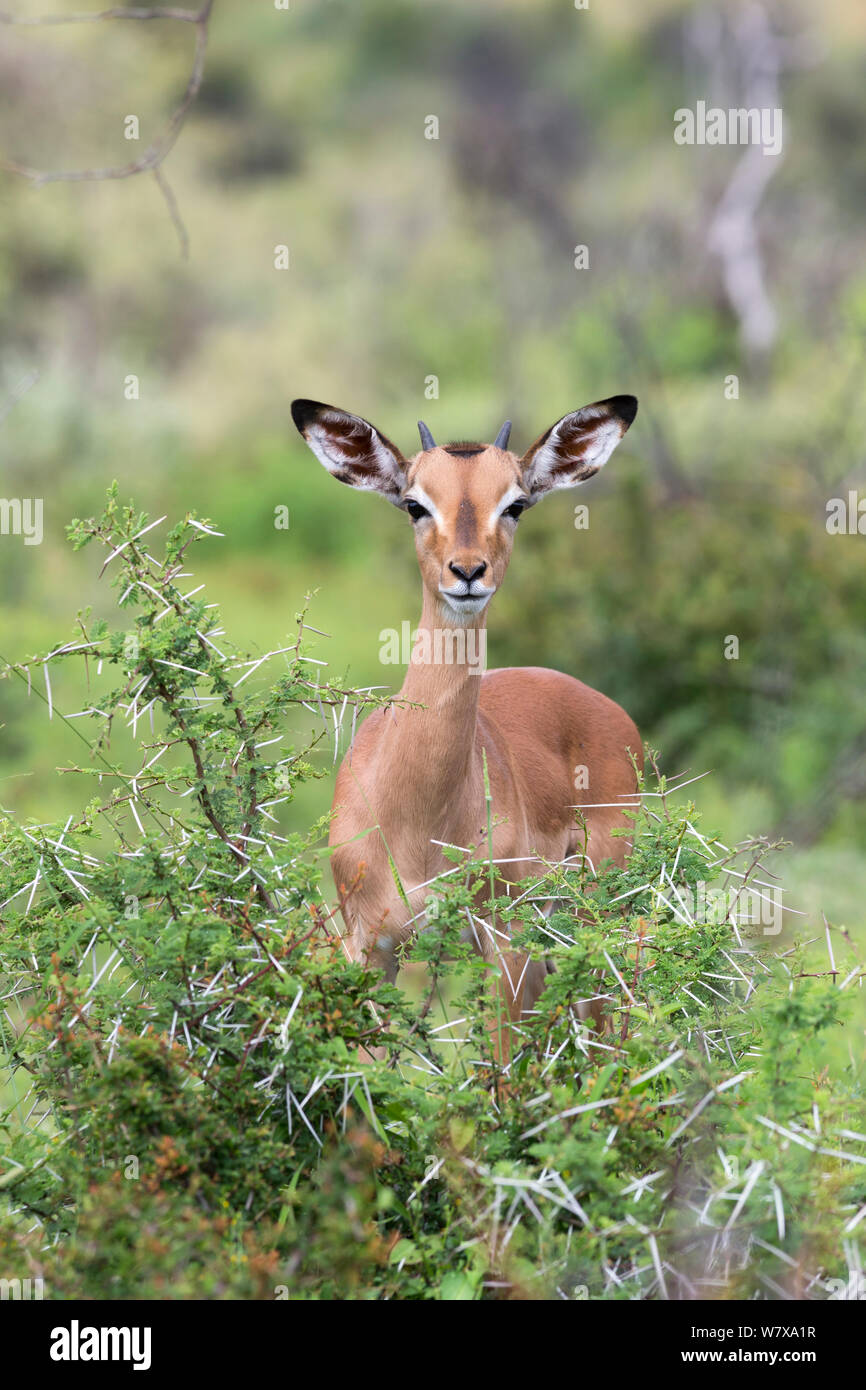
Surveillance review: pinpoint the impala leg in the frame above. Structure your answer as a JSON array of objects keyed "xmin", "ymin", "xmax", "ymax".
[
  {"xmin": 486, "ymin": 948, "xmax": 541, "ymax": 1088},
  {"xmin": 576, "ymin": 987, "xmax": 611, "ymax": 1035},
  {"xmin": 487, "ymin": 959, "xmax": 517, "ymax": 1079},
  {"xmin": 347, "ymin": 932, "xmax": 398, "ymax": 1064},
  {"xmin": 491, "ymin": 949, "xmax": 607, "ymax": 1073}
]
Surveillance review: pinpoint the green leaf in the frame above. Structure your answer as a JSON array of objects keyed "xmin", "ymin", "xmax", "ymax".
[{"xmin": 439, "ymin": 1270, "xmax": 478, "ymax": 1301}]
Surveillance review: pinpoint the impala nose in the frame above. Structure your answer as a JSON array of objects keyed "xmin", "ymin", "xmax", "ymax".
[{"xmin": 448, "ymin": 559, "xmax": 487, "ymax": 586}]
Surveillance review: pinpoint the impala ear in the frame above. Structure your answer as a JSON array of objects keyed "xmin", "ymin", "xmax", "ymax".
[
  {"xmin": 520, "ymin": 396, "xmax": 637, "ymax": 499},
  {"xmin": 291, "ymin": 399, "xmax": 408, "ymax": 505}
]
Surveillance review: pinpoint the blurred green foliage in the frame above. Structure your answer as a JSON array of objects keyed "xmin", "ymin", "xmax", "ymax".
[{"xmin": 0, "ymin": 2, "xmax": 865, "ymax": 923}]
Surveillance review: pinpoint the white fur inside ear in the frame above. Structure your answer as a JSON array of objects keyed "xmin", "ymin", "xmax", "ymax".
[
  {"xmin": 566, "ymin": 407, "xmax": 624, "ymax": 468},
  {"xmin": 527, "ymin": 405, "xmax": 625, "ymax": 494},
  {"xmin": 304, "ymin": 415, "xmax": 367, "ymax": 471},
  {"xmin": 304, "ymin": 411, "xmax": 404, "ymax": 498}
]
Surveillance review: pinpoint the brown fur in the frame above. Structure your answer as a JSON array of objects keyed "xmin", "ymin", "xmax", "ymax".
[{"xmin": 291, "ymin": 397, "xmax": 641, "ymax": 1050}]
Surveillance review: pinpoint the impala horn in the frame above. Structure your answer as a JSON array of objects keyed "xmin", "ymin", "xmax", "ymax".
[
  {"xmin": 494, "ymin": 420, "xmax": 512, "ymax": 450},
  {"xmin": 417, "ymin": 421, "xmax": 436, "ymax": 451}
]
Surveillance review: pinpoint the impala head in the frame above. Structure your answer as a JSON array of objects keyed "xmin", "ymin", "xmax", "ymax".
[{"xmin": 291, "ymin": 395, "xmax": 637, "ymax": 621}]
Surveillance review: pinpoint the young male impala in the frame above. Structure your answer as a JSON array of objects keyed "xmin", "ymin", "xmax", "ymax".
[{"xmin": 292, "ymin": 395, "xmax": 642, "ymax": 1049}]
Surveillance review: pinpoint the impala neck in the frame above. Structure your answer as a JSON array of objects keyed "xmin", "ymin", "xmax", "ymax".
[{"xmin": 378, "ymin": 591, "xmax": 487, "ymax": 829}]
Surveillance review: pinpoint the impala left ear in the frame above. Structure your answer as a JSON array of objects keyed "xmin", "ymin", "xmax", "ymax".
[
  {"xmin": 291, "ymin": 398, "xmax": 408, "ymax": 505},
  {"xmin": 520, "ymin": 396, "xmax": 637, "ymax": 499}
]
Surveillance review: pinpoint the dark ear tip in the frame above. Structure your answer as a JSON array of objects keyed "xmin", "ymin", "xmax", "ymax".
[
  {"xmin": 607, "ymin": 395, "xmax": 638, "ymax": 427},
  {"xmin": 291, "ymin": 398, "xmax": 326, "ymax": 433}
]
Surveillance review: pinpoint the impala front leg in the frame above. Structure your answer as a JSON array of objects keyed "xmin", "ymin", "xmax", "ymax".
[
  {"xmin": 482, "ymin": 930, "xmax": 545, "ymax": 1084},
  {"xmin": 343, "ymin": 924, "xmax": 399, "ymax": 1064}
]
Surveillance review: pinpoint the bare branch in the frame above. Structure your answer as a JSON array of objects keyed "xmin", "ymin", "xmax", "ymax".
[
  {"xmin": 153, "ymin": 165, "xmax": 189, "ymax": 259},
  {"xmin": 0, "ymin": 0, "xmax": 215, "ymax": 255},
  {"xmin": 0, "ymin": 369, "xmax": 39, "ymax": 426},
  {"xmin": 0, "ymin": 6, "xmax": 202, "ymax": 24}
]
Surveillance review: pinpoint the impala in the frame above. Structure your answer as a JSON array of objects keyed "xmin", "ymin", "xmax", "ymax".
[{"xmin": 292, "ymin": 395, "xmax": 642, "ymax": 1043}]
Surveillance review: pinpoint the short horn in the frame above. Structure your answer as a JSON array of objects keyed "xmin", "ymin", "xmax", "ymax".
[
  {"xmin": 417, "ymin": 421, "xmax": 436, "ymax": 451},
  {"xmin": 494, "ymin": 420, "xmax": 512, "ymax": 450}
]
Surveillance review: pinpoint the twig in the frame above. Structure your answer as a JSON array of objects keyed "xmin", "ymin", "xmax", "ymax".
[{"xmin": 0, "ymin": 1, "xmax": 215, "ymax": 256}]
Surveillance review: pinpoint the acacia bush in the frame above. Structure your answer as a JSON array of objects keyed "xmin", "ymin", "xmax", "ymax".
[{"xmin": 0, "ymin": 490, "xmax": 863, "ymax": 1300}]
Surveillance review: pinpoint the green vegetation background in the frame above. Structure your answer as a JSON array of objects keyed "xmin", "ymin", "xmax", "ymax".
[{"xmin": 1, "ymin": 0, "xmax": 865, "ymax": 931}]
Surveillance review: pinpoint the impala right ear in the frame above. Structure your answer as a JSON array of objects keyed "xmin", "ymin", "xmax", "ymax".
[
  {"xmin": 291, "ymin": 399, "xmax": 408, "ymax": 505},
  {"xmin": 520, "ymin": 396, "xmax": 637, "ymax": 499}
]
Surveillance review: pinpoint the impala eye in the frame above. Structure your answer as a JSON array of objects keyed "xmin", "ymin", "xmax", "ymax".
[
  {"xmin": 503, "ymin": 500, "xmax": 526, "ymax": 520},
  {"xmin": 406, "ymin": 500, "xmax": 430, "ymax": 522}
]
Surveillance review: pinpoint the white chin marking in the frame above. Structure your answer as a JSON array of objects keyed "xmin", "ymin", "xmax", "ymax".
[{"xmin": 439, "ymin": 594, "xmax": 491, "ymax": 622}]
